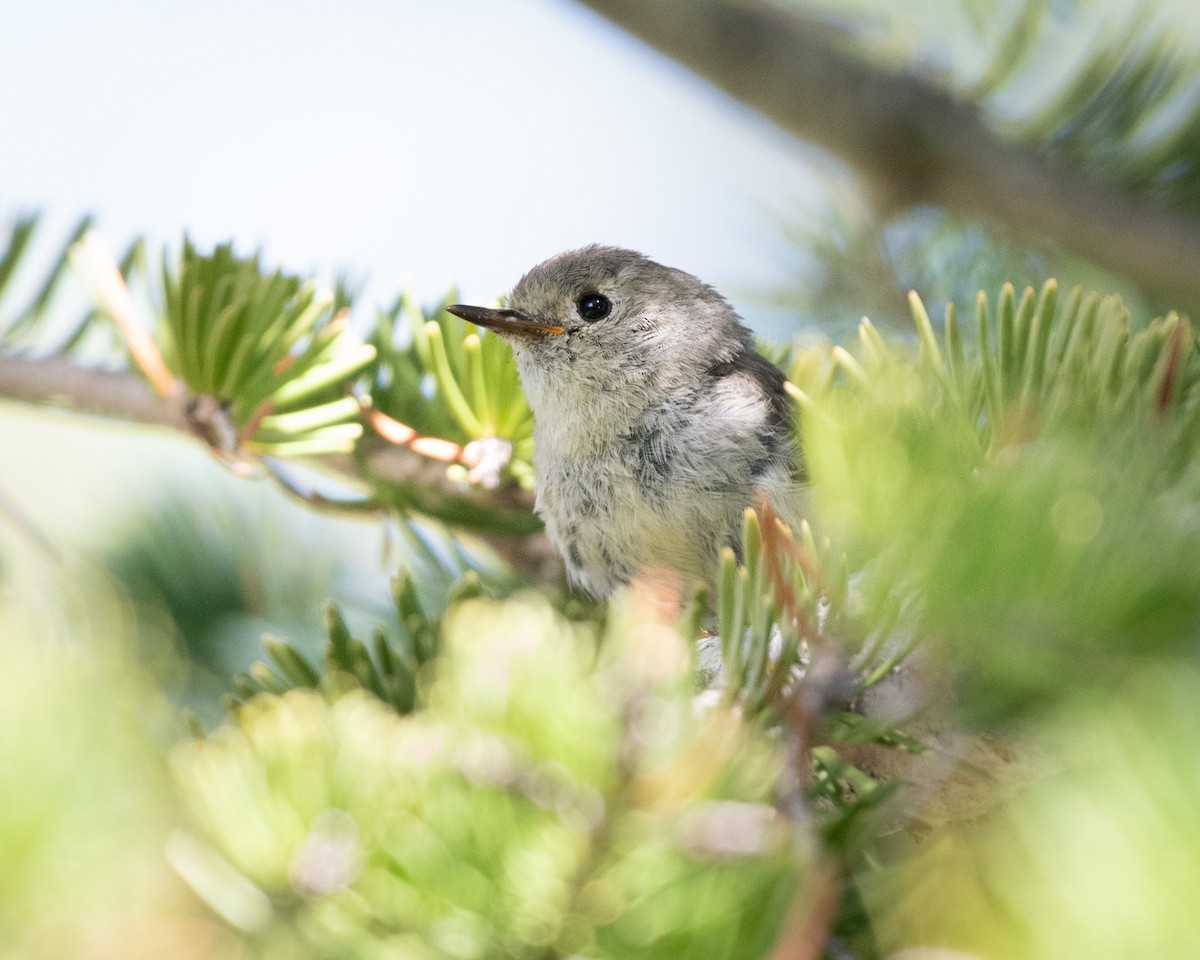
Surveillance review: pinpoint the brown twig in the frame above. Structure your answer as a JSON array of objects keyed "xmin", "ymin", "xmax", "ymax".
[
  {"xmin": 363, "ymin": 406, "xmax": 462, "ymax": 462},
  {"xmin": 758, "ymin": 496, "xmax": 824, "ymax": 647},
  {"xmin": 768, "ymin": 860, "xmax": 845, "ymax": 960},
  {"xmin": 1156, "ymin": 315, "xmax": 1190, "ymax": 420},
  {"xmin": 755, "ymin": 497, "xmax": 858, "ymax": 815},
  {"xmin": 757, "ymin": 497, "xmax": 824, "ymax": 722},
  {"xmin": 70, "ymin": 231, "xmax": 179, "ymax": 398}
]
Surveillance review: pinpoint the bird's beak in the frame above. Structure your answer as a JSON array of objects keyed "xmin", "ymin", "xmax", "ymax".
[{"xmin": 445, "ymin": 304, "xmax": 564, "ymax": 339}]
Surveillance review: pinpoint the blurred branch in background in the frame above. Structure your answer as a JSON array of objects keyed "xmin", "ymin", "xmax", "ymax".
[
  {"xmin": 577, "ymin": 0, "xmax": 1200, "ymax": 303},
  {"xmin": 772, "ymin": 189, "xmax": 1157, "ymax": 334}
]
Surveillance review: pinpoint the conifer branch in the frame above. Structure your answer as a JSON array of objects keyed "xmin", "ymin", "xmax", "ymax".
[
  {"xmin": 0, "ymin": 354, "xmax": 537, "ymax": 517},
  {"xmin": 577, "ymin": 0, "xmax": 1200, "ymax": 298}
]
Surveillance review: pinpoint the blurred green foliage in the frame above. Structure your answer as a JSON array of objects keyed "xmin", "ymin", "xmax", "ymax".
[
  {"xmin": 865, "ymin": 666, "xmax": 1200, "ymax": 960},
  {"xmin": 171, "ymin": 595, "xmax": 802, "ymax": 959},
  {"xmin": 97, "ymin": 491, "xmax": 341, "ymax": 716},
  {"xmin": 0, "ymin": 596, "xmax": 231, "ymax": 960},
  {"xmin": 775, "ymin": 198, "xmax": 1157, "ymax": 336},
  {"xmin": 229, "ymin": 570, "xmax": 487, "ymax": 716},
  {"xmin": 801, "ymin": 280, "xmax": 1200, "ymax": 725}
]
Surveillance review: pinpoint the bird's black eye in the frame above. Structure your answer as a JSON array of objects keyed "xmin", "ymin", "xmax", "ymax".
[{"xmin": 575, "ymin": 292, "xmax": 611, "ymax": 322}]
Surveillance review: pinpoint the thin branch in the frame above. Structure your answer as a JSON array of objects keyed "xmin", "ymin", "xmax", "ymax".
[
  {"xmin": 0, "ymin": 353, "xmax": 536, "ymax": 517},
  {"xmin": 70, "ymin": 231, "xmax": 178, "ymax": 397},
  {"xmin": 768, "ymin": 859, "xmax": 844, "ymax": 960},
  {"xmin": 575, "ymin": 0, "xmax": 1200, "ymax": 299},
  {"xmin": 0, "ymin": 354, "xmax": 189, "ymax": 430}
]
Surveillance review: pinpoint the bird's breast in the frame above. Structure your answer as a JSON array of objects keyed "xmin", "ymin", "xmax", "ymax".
[
  {"xmin": 532, "ymin": 429, "xmax": 746, "ymax": 597},
  {"xmin": 527, "ymin": 373, "xmax": 795, "ymax": 596}
]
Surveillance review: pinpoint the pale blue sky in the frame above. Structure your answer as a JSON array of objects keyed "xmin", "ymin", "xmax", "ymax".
[{"xmin": 1, "ymin": 0, "xmax": 827, "ymax": 334}]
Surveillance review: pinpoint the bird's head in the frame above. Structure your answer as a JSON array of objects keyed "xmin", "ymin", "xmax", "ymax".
[{"xmin": 447, "ymin": 246, "xmax": 754, "ymax": 412}]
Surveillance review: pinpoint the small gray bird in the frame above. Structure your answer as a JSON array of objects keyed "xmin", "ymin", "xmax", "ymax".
[{"xmin": 448, "ymin": 246, "xmax": 802, "ymax": 597}]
